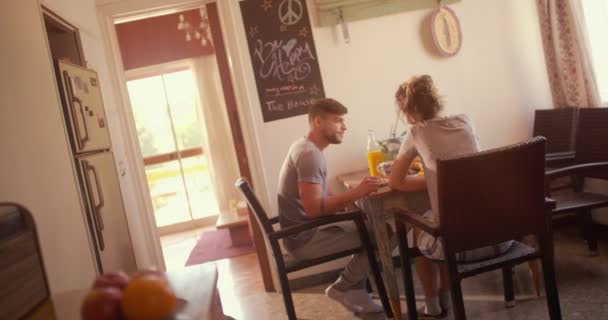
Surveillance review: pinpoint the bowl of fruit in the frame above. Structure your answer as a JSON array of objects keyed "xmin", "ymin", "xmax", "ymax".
[{"xmin": 81, "ymin": 269, "xmax": 183, "ymax": 320}]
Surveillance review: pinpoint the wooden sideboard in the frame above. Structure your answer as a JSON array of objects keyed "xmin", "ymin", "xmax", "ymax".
[{"xmin": 26, "ymin": 264, "xmax": 224, "ymax": 320}]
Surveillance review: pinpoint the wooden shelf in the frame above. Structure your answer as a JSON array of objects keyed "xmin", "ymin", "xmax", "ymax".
[
  {"xmin": 216, "ymin": 212, "xmax": 248, "ymax": 229},
  {"xmin": 216, "ymin": 213, "xmax": 251, "ymax": 247}
]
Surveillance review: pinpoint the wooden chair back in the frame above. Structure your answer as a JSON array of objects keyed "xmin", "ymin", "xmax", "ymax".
[
  {"xmin": 576, "ymin": 108, "xmax": 608, "ymax": 179},
  {"xmin": 436, "ymin": 137, "xmax": 547, "ymax": 253},
  {"xmin": 235, "ymin": 177, "xmax": 275, "ymax": 236},
  {"xmin": 533, "ymin": 108, "xmax": 578, "ymax": 154}
]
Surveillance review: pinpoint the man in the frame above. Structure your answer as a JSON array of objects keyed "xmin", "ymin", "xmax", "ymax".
[{"xmin": 277, "ymin": 98, "xmax": 386, "ymax": 314}]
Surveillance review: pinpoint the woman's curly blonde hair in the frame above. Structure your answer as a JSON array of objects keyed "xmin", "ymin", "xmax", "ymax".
[{"xmin": 395, "ymin": 75, "xmax": 443, "ymax": 122}]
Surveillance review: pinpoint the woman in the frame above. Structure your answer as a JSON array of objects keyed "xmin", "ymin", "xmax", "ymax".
[{"xmin": 388, "ymin": 75, "xmax": 513, "ymax": 318}]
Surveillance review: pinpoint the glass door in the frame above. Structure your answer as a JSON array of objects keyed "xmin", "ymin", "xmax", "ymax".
[{"xmin": 126, "ymin": 68, "xmax": 219, "ymax": 229}]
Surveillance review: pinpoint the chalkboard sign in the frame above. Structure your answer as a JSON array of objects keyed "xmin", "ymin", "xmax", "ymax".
[{"xmin": 240, "ymin": 0, "xmax": 325, "ymax": 122}]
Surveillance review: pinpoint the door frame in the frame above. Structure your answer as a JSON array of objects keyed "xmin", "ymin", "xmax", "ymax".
[
  {"xmin": 205, "ymin": 2, "xmax": 274, "ymax": 290},
  {"xmin": 96, "ymin": 0, "xmax": 274, "ymax": 290}
]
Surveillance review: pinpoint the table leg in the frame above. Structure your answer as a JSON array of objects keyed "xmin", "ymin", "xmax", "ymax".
[
  {"xmin": 528, "ymin": 259, "xmax": 541, "ymax": 297},
  {"xmin": 358, "ymin": 197, "xmax": 402, "ymax": 320}
]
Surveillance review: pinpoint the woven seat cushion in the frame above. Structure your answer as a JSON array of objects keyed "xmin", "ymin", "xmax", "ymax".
[
  {"xmin": 281, "ymin": 246, "xmax": 360, "ymax": 272},
  {"xmin": 282, "ymin": 253, "xmax": 300, "ymax": 270},
  {"xmin": 552, "ymin": 192, "xmax": 608, "ymax": 214},
  {"xmin": 457, "ymin": 241, "xmax": 536, "ymax": 274}
]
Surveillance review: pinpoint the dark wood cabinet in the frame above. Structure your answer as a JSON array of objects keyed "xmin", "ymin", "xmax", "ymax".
[{"xmin": 0, "ymin": 204, "xmax": 49, "ymax": 320}]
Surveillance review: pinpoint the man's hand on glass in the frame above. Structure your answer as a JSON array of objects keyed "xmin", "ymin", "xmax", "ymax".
[{"xmin": 356, "ymin": 176, "xmax": 386, "ymax": 196}]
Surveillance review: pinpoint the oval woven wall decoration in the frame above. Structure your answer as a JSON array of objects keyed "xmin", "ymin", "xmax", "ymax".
[{"xmin": 430, "ymin": 5, "xmax": 462, "ymax": 57}]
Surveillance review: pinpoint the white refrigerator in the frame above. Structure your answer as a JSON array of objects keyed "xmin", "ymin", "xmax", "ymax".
[{"xmin": 54, "ymin": 60, "xmax": 137, "ymax": 274}]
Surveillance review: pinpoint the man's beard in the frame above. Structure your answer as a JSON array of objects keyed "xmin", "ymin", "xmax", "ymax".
[{"xmin": 323, "ymin": 131, "xmax": 343, "ymax": 144}]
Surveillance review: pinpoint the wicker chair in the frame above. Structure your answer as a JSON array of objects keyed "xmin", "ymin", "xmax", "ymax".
[
  {"xmin": 547, "ymin": 107, "xmax": 608, "ymax": 255},
  {"xmin": 235, "ymin": 177, "xmax": 392, "ymax": 320},
  {"xmin": 393, "ymin": 137, "xmax": 561, "ymax": 320},
  {"xmin": 533, "ymin": 107, "xmax": 578, "ymax": 167}
]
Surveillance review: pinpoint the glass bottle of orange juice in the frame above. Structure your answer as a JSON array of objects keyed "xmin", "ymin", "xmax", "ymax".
[{"xmin": 366, "ymin": 130, "xmax": 384, "ymax": 176}]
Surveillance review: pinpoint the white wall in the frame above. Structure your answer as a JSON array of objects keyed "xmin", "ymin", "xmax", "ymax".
[
  {"xmin": 224, "ymin": 0, "xmax": 553, "ymax": 214},
  {"xmin": 0, "ymin": 0, "xmax": 163, "ymax": 294},
  {"xmin": 0, "ymin": 0, "xmax": 97, "ymax": 294}
]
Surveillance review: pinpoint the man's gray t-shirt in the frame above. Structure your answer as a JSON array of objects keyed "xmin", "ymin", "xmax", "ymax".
[{"xmin": 278, "ymin": 138, "xmax": 327, "ymax": 251}]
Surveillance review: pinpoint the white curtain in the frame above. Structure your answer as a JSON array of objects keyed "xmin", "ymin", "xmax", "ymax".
[
  {"xmin": 536, "ymin": 0, "xmax": 601, "ymax": 108},
  {"xmin": 190, "ymin": 56, "xmax": 241, "ymax": 216},
  {"xmin": 568, "ymin": 0, "xmax": 602, "ymax": 106},
  {"xmin": 574, "ymin": 0, "xmax": 608, "ymax": 106}
]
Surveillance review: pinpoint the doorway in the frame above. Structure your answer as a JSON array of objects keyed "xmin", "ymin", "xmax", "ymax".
[
  {"xmin": 115, "ymin": 3, "xmax": 256, "ymax": 270},
  {"xmin": 126, "ymin": 65, "xmax": 219, "ymax": 233},
  {"xmin": 102, "ymin": 1, "xmax": 274, "ymax": 289}
]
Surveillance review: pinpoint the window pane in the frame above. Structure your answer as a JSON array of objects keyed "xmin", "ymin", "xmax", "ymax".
[
  {"xmin": 163, "ymin": 70, "xmax": 205, "ymax": 150},
  {"xmin": 181, "ymin": 155, "xmax": 220, "ymax": 219},
  {"xmin": 127, "ymin": 76, "xmax": 177, "ymax": 157},
  {"xmin": 145, "ymin": 160, "xmax": 191, "ymax": 226}
]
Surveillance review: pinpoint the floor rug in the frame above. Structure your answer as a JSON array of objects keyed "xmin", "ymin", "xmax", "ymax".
[{"xmin": 185, "ymin": 229, "xmax": 254, "ymax": 266}]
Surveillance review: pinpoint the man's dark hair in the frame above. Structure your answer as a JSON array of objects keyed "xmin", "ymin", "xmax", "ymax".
[{"xmin": 308, "ymin": 98, "xmax": 348, "ymax": 122}]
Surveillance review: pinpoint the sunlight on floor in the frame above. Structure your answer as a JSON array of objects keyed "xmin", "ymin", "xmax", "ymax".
[{"xmin": 160, "ymin": 226, "xmax": 212, "ymax": 271}]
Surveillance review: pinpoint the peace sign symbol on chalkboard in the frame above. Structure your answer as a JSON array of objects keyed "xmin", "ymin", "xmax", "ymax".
[{"xmin": 278, "ymin": 0, "xmax": 303, "ymax": 26}]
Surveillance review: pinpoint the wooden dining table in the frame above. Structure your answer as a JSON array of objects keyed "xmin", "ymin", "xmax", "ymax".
[
  {"xmin": 337, "ymin": 169, "xmax": 431, "ymax": 320},
  {"xmin": 25, "ymin": 263, "xmax": 225, "ymax": 320}
]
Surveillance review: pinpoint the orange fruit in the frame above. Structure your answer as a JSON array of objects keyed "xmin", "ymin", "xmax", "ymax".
[{"xmin": 121, "ymin": 275, "xmax": 177, "ymax": 320}]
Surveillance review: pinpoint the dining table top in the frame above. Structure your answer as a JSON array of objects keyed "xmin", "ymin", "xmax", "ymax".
[{"xmin": 336, "ymin": 169, "xmax": 396, "ymax": 199}]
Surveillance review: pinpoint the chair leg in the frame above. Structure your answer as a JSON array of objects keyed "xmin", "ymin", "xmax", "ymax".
[
  {"xmin": 541, "ymin": 253, "xmax": 562, "ymax": 320},
  {"xmin": 277, "ymin": 270, "xmax": 297, "ymax": 320},
  {"xmin": 502, "ymin": 267, "xmax": 515, "ymax": 308},
  {"xmin": 581, "ymin": 210, "xmax": 598, "ymax": 256},
  {"xmin": 528, "ymin": 259, "xmax": 542, "ymax": 297},
  {"xmin": 444, "ymin": 251, "xmax": 466, "ymax": 320},
  {"xmin": 449, "ymin": 279, "xmax": 466, "ymax": 320},
  {"xmin": 272, "ymin": 241, "xmax": 297, "ymax": 320},
  {"xmin": 397, "ymin": 221, "xmax": 417, "ymax": 320}
]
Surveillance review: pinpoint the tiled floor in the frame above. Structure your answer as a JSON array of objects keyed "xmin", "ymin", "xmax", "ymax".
[{"xmin": 161, "ymin": 225, "xmax": 608, "ymax": 320}]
